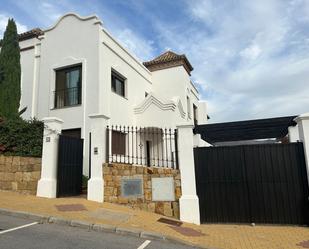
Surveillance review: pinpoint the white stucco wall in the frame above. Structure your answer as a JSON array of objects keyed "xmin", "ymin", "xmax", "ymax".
[
  {"xmin": 19, "ymin": 39, "xmax": 36, "ymax": 119},
  {"xmin": 150, "ymin": 66, "xmax": 203, "ymax": 125},
  {"xmin": 135, "ymin": 99, "xmax": 183, "ymax": 128},
  {"xmin": 197, "ymin": 101, "xmax": 208, "ymax": 124},
  {"xmin": 36, "ymin": 14, "xmax": 101, "ymax": 129},
  {"xmin": 152, "ymin": 66, "xmax": 189, "ymax": 113},
  {"xmin": 101, "ymin": 29, "xmax": 152, "ymax": 125},
  {"xmin": 34, "ymin": 14, "xmax": 102, "ymax": 175}
]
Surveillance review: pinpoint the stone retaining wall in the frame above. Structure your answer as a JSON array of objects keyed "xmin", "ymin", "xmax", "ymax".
[
  {"xmin": 103, "ymin": 163, "xmax": 181, "ymax": 218},
  {"xmin": 0, "ymin": 155, "xmax": 41, "ymax": 195}
]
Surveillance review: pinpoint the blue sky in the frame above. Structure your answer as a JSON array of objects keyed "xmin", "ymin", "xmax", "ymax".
[{"xmin": 0, "ymin": 0, "xmax": 309, "ymax": 122}]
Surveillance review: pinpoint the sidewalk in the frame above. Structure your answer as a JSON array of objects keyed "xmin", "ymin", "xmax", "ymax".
[{"xmin": 0, "ymin": 191, "xmax": 308, "ymax": 249}]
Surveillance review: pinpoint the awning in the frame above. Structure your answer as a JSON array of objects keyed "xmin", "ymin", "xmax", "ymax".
[{"xmin": 194, "ymin": 116, "xmax": 297, "ymax": 143}]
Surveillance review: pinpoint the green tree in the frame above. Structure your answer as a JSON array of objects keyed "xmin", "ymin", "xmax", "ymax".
[{"xmin": 0, "ymin": 18, "xmax": 21, "ymax": 118}]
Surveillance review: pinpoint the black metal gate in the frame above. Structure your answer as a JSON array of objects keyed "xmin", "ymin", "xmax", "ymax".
[
  {"xmin": 57, "ymin": 135, "xmax": 84, "ymax": 197},
  {"xmin": 194, "ymin": 143, "xmax": 309, "ymax": 225}
]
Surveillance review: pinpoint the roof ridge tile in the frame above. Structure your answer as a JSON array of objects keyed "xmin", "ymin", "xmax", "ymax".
[{"xmin": 143, "ymin": 50, "xmax": 193, "ymax": 74}]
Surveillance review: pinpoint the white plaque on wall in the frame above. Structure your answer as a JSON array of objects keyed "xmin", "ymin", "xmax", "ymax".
[{"xmin": 152, "ymin": 177, "xmax": 175, "ymax": 201}]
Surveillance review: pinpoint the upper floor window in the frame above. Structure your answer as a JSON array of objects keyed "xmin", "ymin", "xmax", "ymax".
[
  {"xmin": 54, "ymin": 65, "xmax": 82, "ymax": 108},
  {"xmin": 111, "ymin": 70, "xmax": 126, "ymax": 97},
  {"xmin": 193, "ymin": 104, "xmax": 198, "ymax": 125},
  {"xmin": 187, "ymin": 96, "xmax": 191, "ymax": 119}
]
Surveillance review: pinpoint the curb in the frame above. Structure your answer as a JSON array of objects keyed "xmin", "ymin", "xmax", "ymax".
[
  {"xmin": 0, "ymin": 208, "xmax": 50, "ymax": 224},
  {"xmin": 0, "ymin": 208, "xmax": 204, "ymax": 248}
]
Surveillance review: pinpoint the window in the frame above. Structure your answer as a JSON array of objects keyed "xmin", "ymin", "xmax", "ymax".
[
  {"xmin": 145, "ymin": 92, "xmax": 148, "ymax": 98},
  {"xmin": 112, "ymin": 131, "xmax": 126, "ymax": 155},
  {"xmin": 187, "ymin": 96, "xmax": 191, "ymax": 119},
  {"xmin": 193, "ymin": 104, "xmax": 198, "ymax": 126},
  {"xmin": 54, "ymin": 65, "xmax": 82, "ymax": 108},
  {"xmin": 111, "ymin": 70, "xmax": 126, "ymax": 97}
]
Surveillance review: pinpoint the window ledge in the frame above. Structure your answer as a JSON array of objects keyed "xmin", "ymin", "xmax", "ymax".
[{"xmin": 111, "ymin": 91, "xmax": 128, "ymax": 100}]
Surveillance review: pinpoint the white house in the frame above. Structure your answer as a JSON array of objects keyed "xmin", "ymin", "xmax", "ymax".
[
  {"xmin": 10, "ymin": 13, "xmax": 309, "ymax": 226},
  {"xmin": 15, "ymin": 13, "xmax": 208, "ymax": 176}
]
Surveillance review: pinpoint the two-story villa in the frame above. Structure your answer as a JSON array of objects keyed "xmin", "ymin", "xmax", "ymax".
[{"xmin": 13, "ymin": 13, "xmax": 208, "ymax": 176}]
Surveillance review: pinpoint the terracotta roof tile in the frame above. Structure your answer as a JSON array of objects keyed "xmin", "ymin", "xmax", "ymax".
[
  {"xmin": 143, "ymin": 51, "xmax": 193, "ymax": 74},
  {"xmin": 0, "ymin": 28, "xmax": 44, "ymax": 45},
  {"xmin": 18, "ymin": 28, "xmax": 44, "ymax": 41}
]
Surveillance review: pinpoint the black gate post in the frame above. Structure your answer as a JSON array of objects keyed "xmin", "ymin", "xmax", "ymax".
[
  {"xmin": 89, "ymin": 132, "xmax": 91, "ymax": 179},
  {"xmin": 174, "ymin": 129, "xmax": 179, "ymax": 169},
  {"xmin": 106, "ymin": 126, "xmax": 110, "ymax": 164}
]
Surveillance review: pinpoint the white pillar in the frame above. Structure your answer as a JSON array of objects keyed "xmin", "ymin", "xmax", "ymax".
[
  {"xmin": 295, "ymin": 113, "xmax": 309, "ymax": 183},
  {"xmin": 288, "ymin": 125, "xmax": 299, "ymax": 143},
  {"xmin": 37, "ymin": 117, "xmax": 63, "ymax": 198},
  {"xmin": 177, "ymin": 124, "xmax": 200, "ymax": 225},
  {"xmin": 87, "ymin": 114, "xmax": 110, "ymax": 202}
]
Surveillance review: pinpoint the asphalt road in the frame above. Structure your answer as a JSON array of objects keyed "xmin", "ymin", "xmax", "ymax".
[{"xmin": 0, "ymin": 214, "xmax": 198, "ymax": 249}]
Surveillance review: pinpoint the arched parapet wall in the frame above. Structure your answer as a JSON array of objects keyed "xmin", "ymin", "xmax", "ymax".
[{"xmin": 44, "ymin": 13, "xmax": 102, "ymax": 33}]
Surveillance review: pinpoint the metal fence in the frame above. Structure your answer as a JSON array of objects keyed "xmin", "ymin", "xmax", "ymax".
[{"xmin": 106, "ymin": 125, "xmax": 178, "ymax": 169}]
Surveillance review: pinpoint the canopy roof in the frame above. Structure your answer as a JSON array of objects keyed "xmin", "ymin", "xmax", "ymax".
[{"xmin": 194, "ymin": 116, "xmax": 297, "ymax": 143}]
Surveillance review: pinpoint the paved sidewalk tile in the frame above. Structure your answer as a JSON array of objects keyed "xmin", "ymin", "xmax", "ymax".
[
  {"xmin": 168, "ymin": 226, "xmax": 205, "ymax": 237},
  {"xmin": 55, "ymin": 204, "xmax": 87, "ymax": 212},
  {"xmin": 0, "ymin": 190, "xmax": 309, "ymax": 249},
  {"xmin": 87, "ymin": 208, "xmax": 131, "ymax": 223}
]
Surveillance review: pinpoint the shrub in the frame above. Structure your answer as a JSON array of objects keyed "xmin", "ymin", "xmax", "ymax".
[
  {"xmin": 0, "ymin": 117, "xmax": 43, "ymax": 157},
  {"xmin": 82, "ymin": 175, "xmax": 89, "ymax": 190}
]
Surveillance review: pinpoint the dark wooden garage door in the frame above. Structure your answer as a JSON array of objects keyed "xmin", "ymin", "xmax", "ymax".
[{"xmin": 194, "ymin": 142, "xmax": 309, "ymax": 225}]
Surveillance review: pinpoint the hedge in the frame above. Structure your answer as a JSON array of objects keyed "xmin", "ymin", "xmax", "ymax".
[{"xmin": 0, "ymin": 117, "xmax": 43, "ymax": 157}]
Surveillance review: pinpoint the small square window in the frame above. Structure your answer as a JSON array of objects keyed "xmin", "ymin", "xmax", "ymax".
[{"xmin": 111, "ymin": 70, "xmax": 126, "ymax": 97}]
